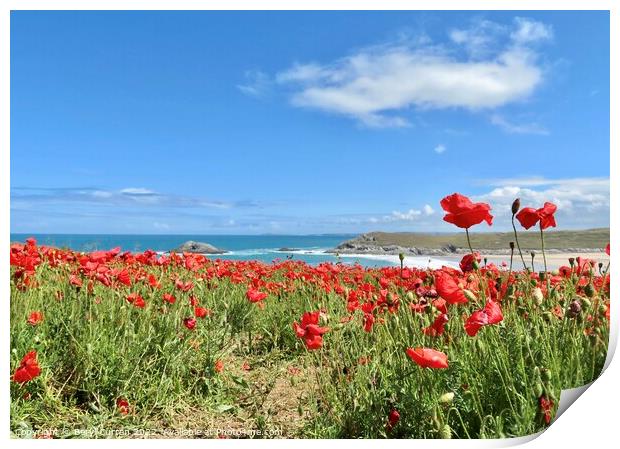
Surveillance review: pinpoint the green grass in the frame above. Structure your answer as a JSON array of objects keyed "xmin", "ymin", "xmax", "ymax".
[{"xmin": 10, "ymin": 249, "xmax": 609, "ymax": 439}]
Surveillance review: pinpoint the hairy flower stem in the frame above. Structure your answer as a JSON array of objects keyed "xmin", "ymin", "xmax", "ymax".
[
  {"xmin": 508, "ymin": 247, "xmax": 514, "ymax": 279},
  {"xmin": 465, "ymin": 228, "xmax": 474, "ymax": 255},
  {"xmin": 539, "ymin": 224, "xmax": 548, "ymax": 273},
  {"xmin": 511, "ymin": 215, "xmax": 528, "ymax": 272}
]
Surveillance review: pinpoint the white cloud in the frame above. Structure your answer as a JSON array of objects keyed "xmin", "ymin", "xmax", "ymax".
[
  {"xmin": 423, "ymin": 204, "xmax": 435, "ymax": 215},
  {"xmin": 490, "ymin": 114, "xmax": 549, "ymax": 135},
  {"xmin": 434, "ymin": 144, "xmax": 447, "ymax": 154},
  {"xmin": 390, "ymin": 209, "xmax": 422, "ymax": 221},
  {"xmin": 120, "ymin": 187, "xmax": 156, "ymax": 196},
  {"xmin": 473, "ymin": 177, "xmax": 609, "ymax": 229},
  {"xmin": 449, "ymin": 19, "xmax": 507, "ymax": 58},
  {"xmin": 237, "ymin": 70, "xmax": 271, "ymax": 97},
  {"xmin": 511, "ymin": 18, "xmax": 553, "ymax": 44},
  {"xmin": 273, "ymin": 18, "xmax": 550, "ymax": 128}
]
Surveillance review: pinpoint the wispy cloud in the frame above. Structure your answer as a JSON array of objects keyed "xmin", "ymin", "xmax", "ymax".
[
  {"xmin": 10, "ymin": 187, "xmax": 260, "ymax": 210},
  {"xmin": 269, "ymin": 17, "xmax": 551, "ymax": 128},
  {"xmin": 237, "ymin": 70, "xmax": 271, "ymax": 97},
  {"xmin": 490, "ymin": 114, "xmax": 549, "ymax": 135},
  {"xmin": 434, "ymin": 144, "xmax": 447, "ymax": 154}
]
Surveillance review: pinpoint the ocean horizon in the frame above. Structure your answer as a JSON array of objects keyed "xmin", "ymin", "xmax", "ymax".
[{"xmin": 11, "ymin": 233, "xmax": 410, "ymax": 268}]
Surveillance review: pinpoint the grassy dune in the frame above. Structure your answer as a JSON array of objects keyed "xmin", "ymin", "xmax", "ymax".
[{"xmin": 357, "ymin": 228, "xmax": 609, "ymax": 251}]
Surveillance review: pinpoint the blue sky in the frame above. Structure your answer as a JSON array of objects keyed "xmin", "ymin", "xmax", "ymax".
[{"xmin": 10, "ymin": 11, "xmax": 609, "ymax": 234}]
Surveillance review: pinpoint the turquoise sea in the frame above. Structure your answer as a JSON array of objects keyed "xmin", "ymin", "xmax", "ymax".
[{"xmin": 10, "ymin": 234, "xmax": 400, "ymax": 268}]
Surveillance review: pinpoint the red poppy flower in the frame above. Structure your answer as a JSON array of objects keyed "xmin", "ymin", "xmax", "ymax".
[
  {"xmin": 422, "ymin": 313, "xmax": 449, "ymax": 337},
  {"xmin": 459, "ymin": 252, "xmax": 481, "ymax": 273},
  {"xmin": 27, "ymin": 311, "xmax": 44, "ymax": 326},
  {"xmin": 539, "ymin": 396, "xmax": 554, "ymax": 425},
  {"xmin": 69, "ymin": 274, "xmax": 83, "ymax": 288},
  {"xmin": 405, "ymin": 347, "xmax": 449, "ymax": 369},
  {"xmin": 126, "ymin": 293, "xmax": 145, "ymax": 308},
  {"xmin": 440, "ymin": 193, "xmax": 493, "ymax": 229},
  {"xmin": 116, "ymin": 398, "xmax": 130, "ymax": 415},
  {"xmin": 516, "ymin": 202, "xmax": 557, "ymax": 230},
  {"xmin": 246, "ymin": 288, "xmax": 268, "ymax": 303},
  {"xmin": 183, "ymin": 317, "xmax": 197, "ymax": 330},
  {"xmin": 606, "ymin": 243, "xmax": 610, "ymax": 256},
  {"xmin": 195, "ymin": 306, "xmax": 211, "ymax": 318},
  {"xmin": 386, "ymin": 408, "xmax": 400, "ymax": 432},
  {"xmin": 435, "ymin": 271, "xmax": 468, "ymax": 304},
  {"xmin": 13, "ymin": 350, "xmax": 42, "ymax": 383},
  {"xmin": 293, "ymin": 311, "xmax": 329, "ymax": 350},
  {"xmin": 163, "ymin": 293, "xmax": 176, "ymax": 304},
  {"xmin": 464, "ymin": 300, "xmax": 503, "ymax": 336},
  {"xmin": 214, "ymin": 359, "xmax": 224, "ymax": 373}
]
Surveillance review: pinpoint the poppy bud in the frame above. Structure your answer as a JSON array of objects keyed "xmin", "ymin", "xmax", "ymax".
[
  {"xmin": 568, "ymin": 258, "xmax": 575, "ymax": 267},
  {"xmin": 541, "ymin": 368, "xmax": 552, "ymax": 382},
  {"xmin": 406, "ymin": 291, "xmax": 415, "ymax": 301},
  {"xmin": 511, "ymin": 198, "xmax": 521, "ymax": 215},
  {"xmin": 539, "ymin": 272, "xmax": 546, "ymax": 282},
  {"xmin": 463, "ymin": 289, "xmax": 477, "ymax": 302},
  {"xmin": 581, "ymin": 298, "xmax": 591, "ymax": 310},
  {"xmin": 542, "ymin": 311, "xmax": 553, "ymax": 322},
  {"xmin": 532, "ymin": 287, "xmax": 544, "ymax": 305},
  {"xmin": 399, "ymin": 253, "xmax": 405, "ymax": 262},
  {"xmin": 475, "ymin": 339, "xmax": 485, "ymax": 351},
  {"xmin": 584, "ymin": 283, "xmax": 595, "ymax": 298},
  {"xmin": 533, "ymin": 382, "xmax": 544, "ymax": 398},
  {"xmin": 439, "ymin": 392, "xmax": 455, "ymax": 404},
  {"xmin": 439, "ymin": 424, "xmax": 452, "ymax": 439}
]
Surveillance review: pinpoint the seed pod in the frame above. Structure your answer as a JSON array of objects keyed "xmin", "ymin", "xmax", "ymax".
[
  {"xmin": 567, "ymin": 299, "xmax": 582, "ymax": 318},
  {"xmin": 439, "ymin": 424, "xmax": 452, "ymax": 439},
  {"xmin": 511, "ymin": 198, "xmax": 521, "ymax": 215}
]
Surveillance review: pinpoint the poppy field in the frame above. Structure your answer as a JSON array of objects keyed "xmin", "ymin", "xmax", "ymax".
[{"xmin": 10, "ymin": 194, "xmax": 610, "ymax": 439}]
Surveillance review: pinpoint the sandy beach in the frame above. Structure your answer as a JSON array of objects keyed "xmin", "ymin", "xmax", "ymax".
[{"xmin": 340, "ymin": 251, "xmax": 609, "ymax": 272}]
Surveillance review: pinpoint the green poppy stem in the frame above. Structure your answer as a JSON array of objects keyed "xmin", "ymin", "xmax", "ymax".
[
  {"xmin": 511, "ymin": 214, "xmax": 528, "ymax": 272},
  {"xmin": 539, "ymin": 224, "xmax": 548, "ymax": 273},
  {"xmin": 465, "ymin": 228, "xmax": 474, "ymax": 255}
]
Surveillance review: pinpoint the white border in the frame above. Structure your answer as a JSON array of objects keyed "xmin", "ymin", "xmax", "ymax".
[{"xmin": 2, "ymin": 1, "xmax": 616, "ymax": 448}]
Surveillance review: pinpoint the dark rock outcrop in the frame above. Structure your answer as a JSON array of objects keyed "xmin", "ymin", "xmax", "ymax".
[{"xmin": 172, "ymin": 241, "xmax": 226, "ymax": 254}]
